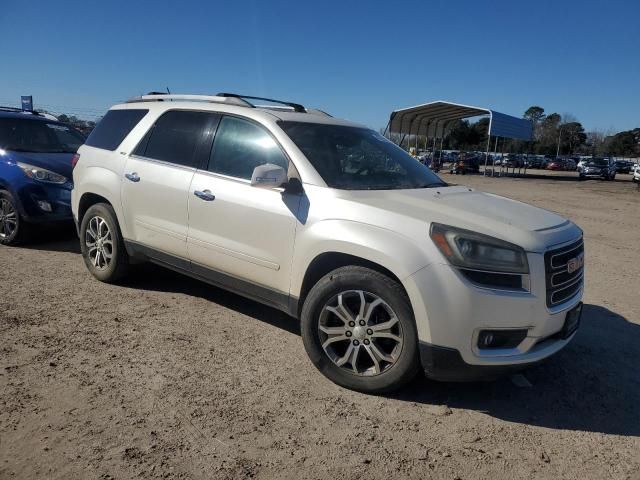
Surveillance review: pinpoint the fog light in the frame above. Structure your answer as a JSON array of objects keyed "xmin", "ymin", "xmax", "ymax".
[
  {"xmin": 478, "ymin": 329, "xmax": 527, "ymax": 349},
  {"xmin": 37, "ymin": 200, "xmax": 52, "ymax": 212}
]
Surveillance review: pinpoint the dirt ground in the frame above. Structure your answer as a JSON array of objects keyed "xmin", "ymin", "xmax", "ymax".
[{"xmin": 1, "ymin": 173, "xmax": 639, "ymax": 480}]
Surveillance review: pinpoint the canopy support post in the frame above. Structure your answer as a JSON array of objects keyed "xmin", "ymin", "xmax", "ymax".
[
  {"xmin": 484, "ymin": 114, "xmax": 493, "ymax": 176},
  {"xmin": 383, "ymin": 117, "xmax": 391, "ymax": 137}
]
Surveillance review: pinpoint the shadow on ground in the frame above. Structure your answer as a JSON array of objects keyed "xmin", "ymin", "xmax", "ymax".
[
  {"xmin": 22, "ymin": 223, "xmax": 80, "ymax": 253},
  {"xmin": 394, "ymin": 304, "xmax": 640, "ymax": 437},
  {"xmin": 23, "ymin": 231, "xmax": 639, "ymax": 436},
  {"xmin": 125, "ymin": 263, "xmax": 639, "ymax": 437},
  {"xmin": 125, "ymin": 263, "xmax": 300, "ymax": 335}
]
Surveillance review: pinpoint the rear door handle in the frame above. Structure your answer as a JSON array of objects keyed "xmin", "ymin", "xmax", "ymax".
[
  {"xmin": 125, "ymin": 172, "xmax": 140, "ymax": 182},
  {"xmin": 194, "ymin": 189, "xmax": 215, "ymax": 201}
]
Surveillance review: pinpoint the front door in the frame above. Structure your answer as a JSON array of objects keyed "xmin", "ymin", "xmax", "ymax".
[{"xmin": 187, "ymin": 115, "xmax": 300, "ymax": 305}]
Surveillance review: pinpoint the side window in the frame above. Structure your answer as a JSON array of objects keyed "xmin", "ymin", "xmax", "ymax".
[
  {"xmin": 208, "ymin": 116, "xmax": 288, "ymax": 180},
  {"xmin": 137, "ymin": 110, "xmax": 217, "ymax": 168},
  {"xmin": 85, "ymin": 109, "xmax": 148, "ymax": 150}
]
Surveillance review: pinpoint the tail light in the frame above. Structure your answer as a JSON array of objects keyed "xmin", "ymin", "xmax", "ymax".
[{"xmin": 71, "ymin": 153, "xmax": 80, "ymax": 169}]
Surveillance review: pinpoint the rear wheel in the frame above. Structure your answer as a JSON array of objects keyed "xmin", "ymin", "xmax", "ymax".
[
  {"xmin": 301, "ymin": 266, "xmax": 420, "ymax": 393},
  {"xmin": 80, "ymin": 203, "xmax": 129, "ymax": 283},
  {"xmin": 0, "ymin": 191, "xmax": 30, "ymax": 246}
]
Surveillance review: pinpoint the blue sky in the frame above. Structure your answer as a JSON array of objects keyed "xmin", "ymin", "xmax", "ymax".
[{"xmin": 1, "ymin": 0, "xmax": 638, "ymax": 131}]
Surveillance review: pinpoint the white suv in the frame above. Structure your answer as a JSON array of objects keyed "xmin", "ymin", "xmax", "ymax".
[{"xmin": 72, "ymin": 93, "xmax": 584, "ymax": 393}]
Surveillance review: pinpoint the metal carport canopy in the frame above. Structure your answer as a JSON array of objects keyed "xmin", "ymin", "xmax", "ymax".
[{"xmin": 388, "ymin": 100, "xmax": 532, "ymax": 140}]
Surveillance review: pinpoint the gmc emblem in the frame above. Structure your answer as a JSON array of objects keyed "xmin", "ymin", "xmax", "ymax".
[{"xmin": 567, "ymin": 253, "xmax": 584, "ymax": 274}]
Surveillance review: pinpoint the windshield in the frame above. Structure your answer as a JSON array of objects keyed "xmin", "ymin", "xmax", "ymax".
[
  {"xmin": 587, "ymin": 159, "xmax": 608, "ymax": 167},
  {"xmin": 0, "ymin": 118, "xmax": 85, "ymax": 153},
  {"xmin": 279, "ymin": 122, "xmax": 447, "ymax": 190}
]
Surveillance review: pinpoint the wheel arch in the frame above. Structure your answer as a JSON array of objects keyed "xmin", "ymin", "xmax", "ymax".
[
  {"xmin": 298, "ymin": 251, "xmax": 403, "ymax": 308},
  {"xmin": 78, "ymin": 192, "xmax": 113, "ymax": 225}
]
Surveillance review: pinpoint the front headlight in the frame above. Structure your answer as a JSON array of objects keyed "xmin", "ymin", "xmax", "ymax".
[
  {"xmin": 17, "ymin": 162, "xmax": 67, "ymax": 184},
  {"xmin": 429, "ymin": 223, "xmax": 529, "ymax": 274}
]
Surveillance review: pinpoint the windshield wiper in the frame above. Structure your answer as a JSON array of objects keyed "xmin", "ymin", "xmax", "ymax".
[{"xmin": 415, "ymin": 182, "xmax": 447, "ymax": 188}]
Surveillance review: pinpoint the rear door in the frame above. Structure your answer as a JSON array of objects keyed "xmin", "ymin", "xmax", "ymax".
[
  {"xmin": 187, "ymin": 115, "xmax": 300, "ymax": 307},
  {"xmin": 121, "ymin": 110, "xmax": 219, "ymax": 261}
]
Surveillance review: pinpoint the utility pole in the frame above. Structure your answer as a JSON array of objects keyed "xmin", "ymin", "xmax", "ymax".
[{"xmin": 555, "ymin": 129, "xmax": 562, "ymax": 159}]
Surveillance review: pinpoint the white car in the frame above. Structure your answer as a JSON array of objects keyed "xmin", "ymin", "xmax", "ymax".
[
  {"xmin": 633, "ymin": 166, "xmax": 640, "ymax": 183},
  {"xmin": 71, "ymin": 93, "xmax": 584, "ymax": 392}
]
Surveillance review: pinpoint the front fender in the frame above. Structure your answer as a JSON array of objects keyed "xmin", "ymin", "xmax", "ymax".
[{"xmin": 290, "ymin": 219, "xmax": 432, "ymax": 297}]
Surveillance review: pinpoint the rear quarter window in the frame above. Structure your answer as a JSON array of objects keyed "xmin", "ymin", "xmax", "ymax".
[{"xmin": 85, "ymin": 109, "xmax": 148, "ymax": 151}]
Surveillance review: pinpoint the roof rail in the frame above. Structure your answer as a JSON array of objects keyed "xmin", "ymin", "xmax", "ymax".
[
  {"xmin": 126, "ymin": 94, "xmax": 251, "ymax": 107},
  {"xmin": 0, "ymin": 106, "xmax": 43, "ymax": 116},
  {"xmin": 306, "ymin": 108, "xmax": 333, "ymax": 117},
  {"xmin": 216, "ymin": 93, "xmax": 307, "ymax": 113}
]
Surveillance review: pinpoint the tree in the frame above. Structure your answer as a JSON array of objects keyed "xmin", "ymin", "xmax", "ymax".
[
  {"xmin": 524, "ymin": 106, "xmax": 546, "ymax": 142},
  {"xmin": 524, "ymin": 106, "xmax": 545, "ymax": 123},
  {"xmin": 586, "ymin": 130, "xmax": 607, "ymax": 156},
  {"xmin": 607, "ymin": 129, "xmax": 640, "ymax": 157},
  {"xmin": 536, "ymin": 113, "xmax": 562, "ymax": 155},
  {"xmin": 559, "ymin": 122, "xmax": 587, "ymax": 155}
]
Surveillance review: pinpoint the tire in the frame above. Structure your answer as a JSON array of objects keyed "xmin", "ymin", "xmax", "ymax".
[
  {"xmin": 79, "ymin": 203, "xmax": 129, "ymax": 283},
  {"xmin": 301, "ymin": 266, "xmax": 420, "ymax": 393},
  {"xmin": 0, "ymin": 190, "xmax": 31, "ymax": 246}
]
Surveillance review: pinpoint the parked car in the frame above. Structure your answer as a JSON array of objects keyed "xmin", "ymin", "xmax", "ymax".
[
  {"xmin": 0, "ymin": 107, "xmax": 85, "ymax": 245},
  {"xmin": 615, "ymin": 160, "xmax": 633, "ymax": 174},
  {"xmin": 72, "ymin": 92, "xmax": 584, "ymax": 393},
  {"xmin": 450, "ymin": 153, "xmax": 481, "ymax": 174},
  {"xmin": 578, "ymin": 157, "xmax": 617, "ymax": 180},
  {"xmin": 502, "ymin": 153, "xmax": 521, "ymax": 168},
  {"xmin": 546, "ymin": 159, "xmax": 565, "ymax": 170},
  {"xmin": 525, "ymin": 155, "xmax": 546, "ymax": 169},
  {"xmin": 632, "ymin": 166, "xmax": 639, "ymax": 183}
]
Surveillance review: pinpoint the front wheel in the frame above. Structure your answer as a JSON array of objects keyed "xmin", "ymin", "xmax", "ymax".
[
  {"xmin": 0, "ymin": 191, "xmax": 30, "ymax": 246},
  {"xmin": 80, "ymin": 203, "xmax": 129, "ymax": 283},
  {"xmin": 301, "ymin": 266, "xmax": 420, "ymax": 393}
]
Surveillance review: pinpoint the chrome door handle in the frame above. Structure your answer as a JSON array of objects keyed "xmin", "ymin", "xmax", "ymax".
[
  {"xmin": 194, "ymin": 189, "xmax": 215, "ymax": 201},
  {"xmin": 125, "ymin": 172, "xmax": 140, "ymax": 182}
]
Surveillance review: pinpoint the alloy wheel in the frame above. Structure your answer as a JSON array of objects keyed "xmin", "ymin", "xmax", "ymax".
[
  {"xmin": 318, "ymin": 290, "xmax": 403, "ymax": 376},
  {"xmin": 0, "ymin": 199, "xmax": 18, "ymax": 239},
  {"xmin": 85, "ymin": 216, "xmax": 113, "ymax": 270}
]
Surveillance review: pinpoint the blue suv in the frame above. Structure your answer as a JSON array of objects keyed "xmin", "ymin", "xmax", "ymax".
[{"xmin": 0, "ymin": 107, "xmax": 85, "ymax": 245}]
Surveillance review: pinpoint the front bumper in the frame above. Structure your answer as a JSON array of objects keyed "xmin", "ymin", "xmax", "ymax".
[
  {"xmin": 419, "ymin": 342, "xmax": 545, "ymax": 381},
  {"xmin": 403, "ymin": 255, "xmax": 583, "ymax": 380},
  {"xmin": 15, "ymin": 182, "xmax": 73, "ymax": 223}
]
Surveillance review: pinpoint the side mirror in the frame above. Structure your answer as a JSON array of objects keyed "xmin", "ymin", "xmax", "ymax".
[{"xmin": 250, "ymin": 163, "xmax": 288, "ymax": 189}]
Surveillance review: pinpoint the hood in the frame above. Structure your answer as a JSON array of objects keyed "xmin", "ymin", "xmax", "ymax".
[
  {"xmin": 6, "ymin": 151, "xmax": 74, "ymax": 180},
  {"xmin": 343, "ymin": 185, "xmax": 581, "ymax": 252}
]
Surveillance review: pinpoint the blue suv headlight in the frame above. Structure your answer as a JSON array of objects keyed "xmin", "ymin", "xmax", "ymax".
[{"xmin": 17, "ymin": 162, "xmax": 67, "ymax": 184}]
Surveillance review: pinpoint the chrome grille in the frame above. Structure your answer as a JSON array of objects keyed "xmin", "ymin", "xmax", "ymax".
[{"xmin": 544, "ymin": 238, "xmax": 584, "ymax": 307}]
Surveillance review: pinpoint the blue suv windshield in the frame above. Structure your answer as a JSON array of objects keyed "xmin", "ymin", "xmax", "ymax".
[
  {"xmin": 280, "ymin": 121, "xmax": 447, "ymax": 190},
  {"xmin": 0, "ymin": 118, "xmax": 85, "ymax": 153}
]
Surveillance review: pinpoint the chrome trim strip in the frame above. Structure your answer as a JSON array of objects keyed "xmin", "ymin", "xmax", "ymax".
[
  {"xmin": 129, "ymin": 154, "xmax": 198, "ymax": 172},
  {"xmin": 550, "ymin": 277, "xmax": 584, "ymax": 305},
  {"xmin": 550, "ymin": 242, "xmax": 583, "ymax": 268},
  {"xmin": 551, "ymin": 268, "xmax": 584, "ymax": 287}
]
